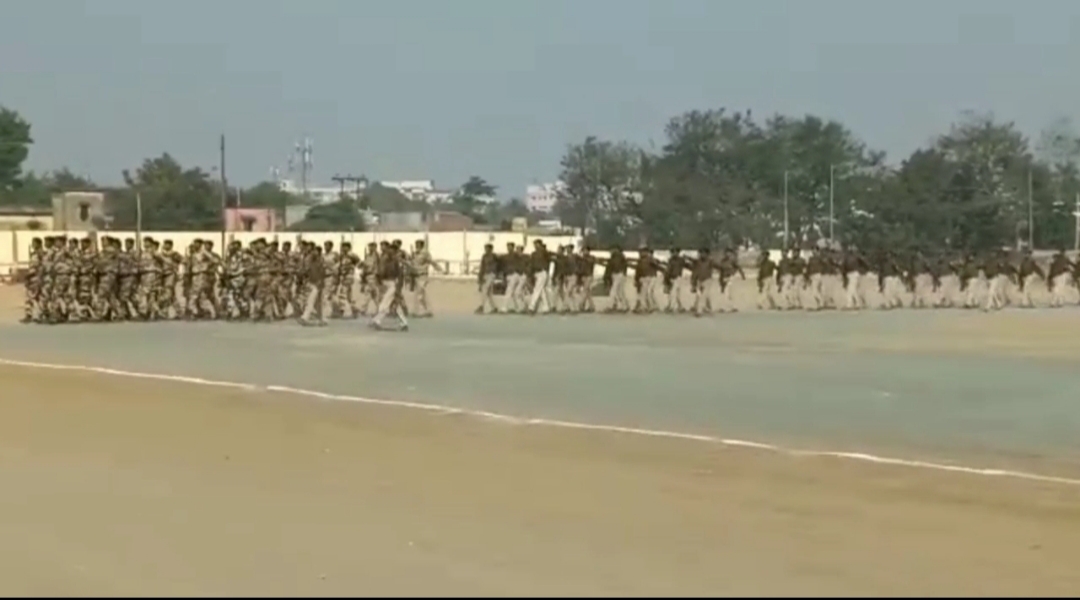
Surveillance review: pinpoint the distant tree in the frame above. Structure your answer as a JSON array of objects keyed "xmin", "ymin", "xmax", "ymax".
[
  {"xmin": 0, "ymin": 170, "xmax": 51, "ymax": 207},
  {"xmin": 360, "ymin": 183, "xmax": 426, "ymax": 213},
  {"xmin": 288, "ymin": 198, "xmax": 366, "ymax": 232},
  {"xmin": 0, "ymin": 106, "xmax": 32, "ymax": 192},
  {"xmin": 110, "ymin": 153, "xmax": 219, "ymax": 230},
  {"xmin": 236, "ymin": 181, "xmax": 303, "ymax": 212},
  {"xmin": 48, "ymin": 167, "xmax": 95, "ymax": 192}
]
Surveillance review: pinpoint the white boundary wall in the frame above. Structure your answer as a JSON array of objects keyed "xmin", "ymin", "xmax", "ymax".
[{"xmin": 0, "ymin": 230, "xmax": 582, "ymax": 279}]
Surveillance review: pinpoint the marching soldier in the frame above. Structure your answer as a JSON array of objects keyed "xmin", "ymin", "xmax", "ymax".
[
  {"xmin": 370, "ymin": 240, "xmax": 409, "ymax": 331},
  {"xmin": 501, "ymin": 243, "xmax": 526, "ymax": 314},
  {"xmin": 690, "ymin": 248, "xmax": 717, "ymax": 316},
  {"xmin": 717, "ymin": 247, "xmax": 745, "ymax": 313},
  {"xmin": 527, "ymin": 240, "xmax": 553, "ymax": 314},
  {"xmin": 1047, "ymin": 249, "xmax": 1075, "ymax": 308},
  {"xmin": 575, "ymin": 244, "xmax": 598, "ymax": 313},
  {"xmin": 476, "ymin": 243, "xmax": 500, "ymax": 314},
  {"xmin": 632, "ymin": 246, "xmax": 662, "ymax": 314},
  {"xmin": 1016, "ymin": 249, "xmax": 1045, "ymax": 308},
  {"xmin": 599, "ymin": 246, "xmax": 630, "ymax": 313},
  {"xmin": 663, "ymin": 248, "xmax": 690, "ymax": 313},
  {"xmin": 756, "ymin": 250, "xmax": 779, "ymax": 310},
  {"xmin": 410, "ymin": 239, "xmax": 443, "ymax": 318}
]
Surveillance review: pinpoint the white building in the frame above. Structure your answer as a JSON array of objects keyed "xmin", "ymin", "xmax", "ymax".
[
  {"xmin": 277, "ymin": 177, "xmax": 474, "ymax": 206},
  {"xmin": 525, "ymin": 181, "xmax": 565, "ymax": 214},
  {"xmin": 379, "ymin": 180, "xmax": 436, "ymax": 202},
  {"xmin": 276, "ymin": 178, "xmax": 365, "ymax": 204}
]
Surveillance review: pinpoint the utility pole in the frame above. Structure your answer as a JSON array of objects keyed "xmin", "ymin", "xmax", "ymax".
[
  {"xmin": 1074, "ymin": 192, "xmax": 1079, "ymax": 252},
  {"xmin": 333, "ymin": 174, "xmax": 368, "ymax": 200},
  {"xmin": 829, "ymin": 164, "xmax": 835, "ymax": 245},
  {"xmin": 783, "ymin": 170, "xmax": 790, "ymax": 250},
  {"xmin": 332, "ymin": 174, "xmax": 348, "ymax": 199},
  {"xmin": 219, "ymin": 134, "xmax": 227, "ymax": 248},
  {"xmin": 1027, "ymin": 168, "xmax": 1034, "ymax": 250}
]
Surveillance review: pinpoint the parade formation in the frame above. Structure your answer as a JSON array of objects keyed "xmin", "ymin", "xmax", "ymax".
[
  {"xmin": 19, "ymin": 234, "xmax": 1080, "ymax": 327},
  {"xmin": 19, "ymin": 234, "xmax": 431, "ymax": 330},
  {"xmin": 473, "ymin": 240, "xmax": 1080, "ymax": 315}
]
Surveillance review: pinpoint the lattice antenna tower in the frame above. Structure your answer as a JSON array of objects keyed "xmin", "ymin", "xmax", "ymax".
[{"xmin": 286, "ymin": 136, "xmax": 315, "ymax": 199}]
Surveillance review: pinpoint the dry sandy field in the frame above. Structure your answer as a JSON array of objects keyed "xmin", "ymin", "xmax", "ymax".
[{"xmin": 2, "ymin": 283, "xmax": 1080, "ymax": 596}]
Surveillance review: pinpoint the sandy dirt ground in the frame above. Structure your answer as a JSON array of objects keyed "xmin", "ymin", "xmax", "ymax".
[
  {"xmin": 3, "ymin": 284, "xmax": 1080, "ymax": 595},
  {"xmin": 3, "ymin": 366, "xmax": 1080, "ymax": 596}
]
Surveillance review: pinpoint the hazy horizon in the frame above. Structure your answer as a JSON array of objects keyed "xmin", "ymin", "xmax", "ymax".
[{"xmin": 2, "ymin": 0, "xmax": 1078, "ymax": 198}]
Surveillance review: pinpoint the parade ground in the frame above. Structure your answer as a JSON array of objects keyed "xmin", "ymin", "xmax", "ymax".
[{"xmin": 2, "ymin": 281, "xmax": 1080, "ymax": 595}]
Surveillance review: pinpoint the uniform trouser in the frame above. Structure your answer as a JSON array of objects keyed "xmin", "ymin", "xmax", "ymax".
[
  {"xmin": 529, "ymin": 271, "xmax": 553, "ymax": 313},
  {"xmin": 843, "ymin": 272, "xmax": 864, "ymax": 309},
  {"xmin": 190, "ymin": 276, "xmax": 216, "ymax": 318},
  {"xmin": 781, "ymin": 275, "xmax": 800, "ymax": 308},
  {"xmin": 373, "ymin": 280, "xmax": 408, "ymax": 329},
  {"xmin": 757, "ymin": 278, "xmax": 779, "ymax": 309},
  {"xmin": 1049, "ymin": 273, "xmax": 1076, "ymax": 307},
  {"xmin": 477, "ymin": 273, "xmax": 498, "ymax": 312},
  {"xmin": 554, "ymin": 278, "xmax": 574, "ymax": 312},
  {"xmin": 252, "ymin": 277, "xmax": 278, "ymax": 319},
  {"xmin": 911, "ymin": 273, "xmax": 935, "ymax": 307},
  {"xmin": 358, "ymin": 276, "xmax": 380, "ymax": 315},
  {"xmin": 608, "ymin": 274, "xmax": 630, "ymax": 311},
  {"xmin": 333, "ymin": 276, "xmax": 357, "ymax": 317},
  {"xmin": 23, "ymin": 283, "xmax": 40, "ymax": 320},
  {"xmin": 300, "ymin": 282, "xmax": 325, "ymax": 322},
  {"xmin": 1017, "ymin": 274, "xmax": 1040, "ymax": 307},
  {"xmin": 50, "ymin": 277, "xmax": 74, "ymax": 318},
  {"xmin": 880, "ymin": 275, "xmax": 905, "ymax": 308},
  {"xmin": 936, "ymin": 275, "xmax": 959, "ymax": 307},
  {"xmin": 504, "ymin": 274, "xmax": 525, "ymax": 313},
  {"xmin": 804, "ymin": 273, "xmax": 824, "ymax": 310},
  {"xmin": 963, "ymin": 276, "xmax": 984, "ymax": 308},
  {"xmin": 135, "ymin": 278, "xmax": 160, "ymax": 318},
  {"xmin": 412, "ymin": 274, "xmax": 432, "ymax": 316},
  {"xmin": 716, "ymin": 275, "xmax": 735, "ymax": 312},
  {"xmin": 821, "ymin": 274, "xmax": 841, "ymax": 308},
  {"xmin": 693, "ymin": 277, "xmax": 714, "ymax": 314},
  {"xmin": 983, "ymin": 275, "xmax": 1006, "ymax": 311},
  {"xmin": 161, "ymin": 275, "xmax": 180, "ymax": 317},
  {"xmin": 636, "ymin": 276, "xmax": 660, "ymax": 312},
  {"xmin": 577, "ymin": 276, "xmax": 596, "ymax": 311},
  {"xmin": 666, "ymin": 277, "xmax": 690, "ymax": 311}
]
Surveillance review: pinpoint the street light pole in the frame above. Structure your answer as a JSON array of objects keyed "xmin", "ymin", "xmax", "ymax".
[
  {"xmin": 783, "ymin": 170, "xmax": 790, "ymax": 250},
  {"xmin": 829, "ymin": 164, "xmax": 835, "ymax": 244}
]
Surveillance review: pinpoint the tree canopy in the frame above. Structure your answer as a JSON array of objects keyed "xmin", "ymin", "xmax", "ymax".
[
  {"xmin": 3, "ymin": 100, "xmax": 1080, "ymax": 249},
  {"xmin": 557, "ymin": 109, "xmax": 1080, "ymax": 252}
]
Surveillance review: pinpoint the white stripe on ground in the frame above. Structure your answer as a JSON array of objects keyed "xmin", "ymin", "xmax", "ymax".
[{"xmin": 3, "ymin": 357, "xmax": 1079, "ymax": 487}]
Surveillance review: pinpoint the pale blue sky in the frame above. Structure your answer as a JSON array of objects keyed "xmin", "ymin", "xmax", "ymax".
[{"xmin": 2, "ymin": 0, "xmax": 1078, "ymax": 199}]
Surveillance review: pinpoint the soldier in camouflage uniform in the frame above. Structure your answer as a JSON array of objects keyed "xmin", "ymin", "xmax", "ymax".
[
  {"xmin": 158, "ymin": 239, "xmax": 183, "ymax": 319},
  {"xmin": 333, "ymin": 241, "xmax": 360, "ymax": 319},
  {"xmin": 188, "ymin": 239, "xmax": 217, "ymax": 319},
  {"xmin": 355, "ymin": 242, "xmax": 380, "ymax": 317},
  {"xmin": 134, "ymin": 237, "xmax": 162, "ymax": 320},
  {"xmin": 283, "ymin": 240, "xmax": 302, "ymax": 318},
  {"xmin": 73, "ymin": 237, "xmax": 96, "ymax": 321},
  {"xmin": 90, "ymin": 237, "xmax": 115, "ymax": 321},
  {"xmin": 409, "ymin": 239, "xmax": 442, "ymax": 318},
  {"xmin": 268, "ymin": 240, "xmax": 289, "ymax": 320},
  {"xmin": 48, "ymin": 236, "xmax": 76, "ymax": 323},
  {"xmin": 22, "ymin": 237, "xmax": 44, "ymax": 323},
  {"xmin": 250, "ymin": 239, "xmax": 278, "ymax": 321},
  {"xmin": 371, "ymin": 240, "xmax": 409, "ymax": 331},
  {"xmin": 298, "ymin": 241, "xmax": 328, "ymax": 326},
  {"xmin": 224, "ymin": 239, "xmax": 249, "ymax": 319},
  {"xmin": 115, "ymin": 238, "xmax": 137, "ymax": 319}
]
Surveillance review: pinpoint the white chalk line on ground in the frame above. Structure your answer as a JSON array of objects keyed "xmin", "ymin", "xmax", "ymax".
[{"xmin": 2, "ymin": 357, "xmax": 1080, "ymax": 488}]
